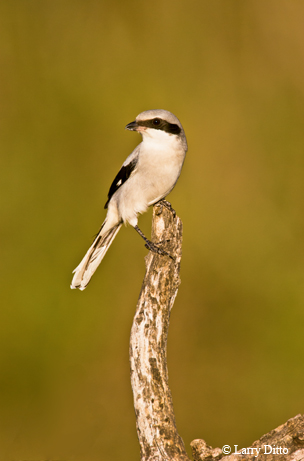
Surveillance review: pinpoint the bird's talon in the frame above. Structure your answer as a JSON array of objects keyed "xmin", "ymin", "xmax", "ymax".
[
  {"xmin": 155, "ymin": 239, "xmax": 171, "ymax": 245},
  {"xmin": 155, "ymin": 206, "xmax": 163, "ymax": 216},
  {"xmin": 158, "ymin": 200, "xmax": 176, "ymax": 217},
  {"xmin": 144, "ymin": 240, "xmax": 173, "ymax": 258}
]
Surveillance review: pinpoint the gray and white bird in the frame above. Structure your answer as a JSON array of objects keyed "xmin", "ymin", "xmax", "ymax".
[{"xmin": 71, "ymin": 109, "xmax": 187, "ymax": 290}]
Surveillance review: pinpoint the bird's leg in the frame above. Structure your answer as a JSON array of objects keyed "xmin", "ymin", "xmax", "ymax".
[
  {"xmin": 134, "ymin": 225, "xmax": 173, "ymax": 259},
  {"xmin": 156, "ymin": 199, "xmax": 176, "ymax": 218}
]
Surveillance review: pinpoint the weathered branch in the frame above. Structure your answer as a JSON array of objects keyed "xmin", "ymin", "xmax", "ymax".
[
  {"xmin": 129, "ymin": 201, "xmax": 190, "ymax": 461},
  {"xmin": 128, "ymin": 203, "xmax": 304, "ymax": 461},
  {"xmin": 191, "ymin": 414, "xmax": 304, "ymax": 461}
]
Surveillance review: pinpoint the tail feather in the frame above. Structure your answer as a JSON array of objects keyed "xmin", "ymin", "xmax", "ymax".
[{"xmin": 70, "ymin": 223, "xmax": 122, "ymax": 290}]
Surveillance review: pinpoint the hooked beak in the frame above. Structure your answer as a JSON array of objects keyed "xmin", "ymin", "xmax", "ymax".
[{"xmin": 125, "ymin": 120, "xmax": 139, "ymax": 131}]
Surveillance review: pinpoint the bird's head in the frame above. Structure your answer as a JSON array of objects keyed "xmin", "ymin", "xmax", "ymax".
[{"xmin": 125, "ymin": 109, "xmax": 187, "ymax": 149}]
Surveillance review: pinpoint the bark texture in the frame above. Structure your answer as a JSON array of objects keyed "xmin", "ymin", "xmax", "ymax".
[
  {"xmin": 128, "ymin": 202, "xmax": 303, "ymax": 461},
  {"xmin": 191, "ymin": 414, "xmax": 304, "ymax": 461},
  {"xmin": 129, "ymin": 201, "xmax": 190, "ymax": 461}
]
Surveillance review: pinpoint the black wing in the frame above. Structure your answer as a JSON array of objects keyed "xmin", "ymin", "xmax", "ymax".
[{"xmin": 104, "ymin": 157, "xmax": 138, "ymax": 209}]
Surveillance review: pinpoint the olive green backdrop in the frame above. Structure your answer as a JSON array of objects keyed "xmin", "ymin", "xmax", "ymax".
[{"xmin": 1, "ymin": 1, "xmax": 304, "ymax": 460}]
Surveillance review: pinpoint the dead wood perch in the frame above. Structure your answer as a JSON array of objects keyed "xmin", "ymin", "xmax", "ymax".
[
  {"xmin": 128, "ymin": 201, "xmax": 304, "ymax": 461},
  {"xmin": 129, "ymin": 201, "xmax": 191, "ymax": 461},
  {"xmin": 191, "ymin": 414, "xmax": 304, "ymax": 461}
]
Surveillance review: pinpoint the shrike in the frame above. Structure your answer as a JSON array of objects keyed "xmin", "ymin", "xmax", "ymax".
[{"xmin": 71, "ymin": 109, "xmax": 187, "ymax": 290}]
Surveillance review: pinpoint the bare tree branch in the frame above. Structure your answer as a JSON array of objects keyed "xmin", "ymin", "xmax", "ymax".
[
  {"xmin": 128, "ymin": 202, "xmax": 304, "ymax": 461},
  {"xmin": 129, "ymin": 201, "xmax": 190, "ymax": 461},
  {"xmin": 191, "ymin": 414, "xmax": 304, "ymax": 461}
]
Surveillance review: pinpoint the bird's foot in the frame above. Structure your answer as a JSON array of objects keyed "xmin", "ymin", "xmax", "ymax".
[
  {"xmin": 144, "ymin": 240, "xmax": 174, "ymax": 260},
  {"xmin": 156, "ymin": 200, "xmax": 176, "ymax": 217}
]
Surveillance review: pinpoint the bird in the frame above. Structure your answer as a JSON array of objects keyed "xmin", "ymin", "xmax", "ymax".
[{"xmin": 70, "ymin": 109, "xmax": 188, "ymax": 290}]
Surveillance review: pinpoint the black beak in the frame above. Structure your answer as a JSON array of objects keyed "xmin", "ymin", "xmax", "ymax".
[{"xmin": 125, "ymin": 120, "xmax": 138, "ymax": 131}]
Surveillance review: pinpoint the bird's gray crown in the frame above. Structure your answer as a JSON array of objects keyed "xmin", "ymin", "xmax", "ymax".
[{"xmin": 135, "ymin": 109, "xmax": 183, "ymax": 136}]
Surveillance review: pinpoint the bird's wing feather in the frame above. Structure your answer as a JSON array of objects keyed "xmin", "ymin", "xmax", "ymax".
[{"xmin": 104, "ymin": 146, "xmax": 140, "ymax": 209}]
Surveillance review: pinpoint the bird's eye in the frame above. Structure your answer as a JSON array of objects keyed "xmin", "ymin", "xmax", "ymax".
[{"xmin": 152, "ymin": 118, "xmax": 161, "ymax": 126}]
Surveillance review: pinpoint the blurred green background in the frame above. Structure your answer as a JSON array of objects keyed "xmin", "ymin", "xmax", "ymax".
[{"xmin": 1, "ymin": 1, "xmax": 304, "ymax": 460}]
